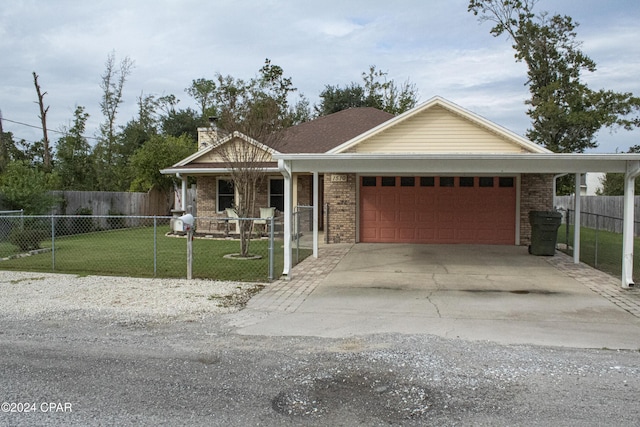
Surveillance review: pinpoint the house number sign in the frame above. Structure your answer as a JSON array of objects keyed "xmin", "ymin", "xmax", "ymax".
[{"xmin": 330, "ymin": 174, "xmax": 347, "ymax": 182}]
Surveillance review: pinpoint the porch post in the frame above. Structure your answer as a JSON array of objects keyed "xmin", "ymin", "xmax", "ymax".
[
  {"xmin": 280, "ymin": 160, "xmax": 293, "ymax": 278},
  {"xmin": 622, "ymin": 161, "xmax": 640, "ymax": 288},
  {"xmin": 181, "ymin": 175, "xmax": 188, "ymax": 212},
  {"xmin": 313, "ymin": 171, "xmax": 319, "ymax": 258},
  {"xmin": 573, "ymin": 173, "xmax": 581, "ymax": 264}
]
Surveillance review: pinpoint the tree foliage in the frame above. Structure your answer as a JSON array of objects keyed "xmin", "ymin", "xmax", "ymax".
[
  {"xmin": 129, "ymin": 134, "xmax": 195, "ymax": 193},
  {"xmin": 54, "ymin": 106, "xmax": 95, "ymax": 190},
  {"xmin": 599, "ymin": 145, "xmax": 640, "ymax": 195},
  {"xmin": 0, "ymin": 160, "xmax": 58, "ymax": 214},
  {"xmin": 468, "ymin": 0, "xmax": 640, "ymax": 153},
  {"xmin": 315, "ymin": 65, "xmax": 419, "ymax": 116}
]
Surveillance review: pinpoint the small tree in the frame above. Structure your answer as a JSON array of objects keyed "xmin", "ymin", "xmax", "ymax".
[
  {"xmin": 218, "ymin": 100, "xmax": 283, "ymax": 258},
  {"xmin": 215, "ymin": 60, "xmax": 299, "ymax": 257}
]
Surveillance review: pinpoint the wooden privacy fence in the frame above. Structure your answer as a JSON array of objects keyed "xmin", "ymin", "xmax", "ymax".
[
  {"xmin": 555, "ymin": 195, "xmax": 640, "ymax": 235},
  {"xmin": 50, "ymin": 187, "xmax": 171, "ymax": 217}
]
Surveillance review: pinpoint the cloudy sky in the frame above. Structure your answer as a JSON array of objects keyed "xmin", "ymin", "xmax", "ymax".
[{"xmin": 2, "ymin": 0, "xmax": 639, "ymax": 153}]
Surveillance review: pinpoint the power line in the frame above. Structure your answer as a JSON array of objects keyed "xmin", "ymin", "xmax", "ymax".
[{"xmin": 0, "ymin": 117, "xmax": 100, "ymax": 141}]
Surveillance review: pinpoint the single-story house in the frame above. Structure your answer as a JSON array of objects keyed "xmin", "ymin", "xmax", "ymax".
[{"xmin": 162, "ymin": 96, "xmax": 640, "ymax": 288}]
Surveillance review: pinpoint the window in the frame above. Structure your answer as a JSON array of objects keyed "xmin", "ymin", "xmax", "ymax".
[
  {"xmin": 362, "ymin": 176, "xmax": 377, "ymax": 187},
  {"xmin": 420, "ymin": 177, "xmax": 435, "ymax": 187},
  {"xmin": 400, "ymin": 177, "xmax": 415, "ymax": 187},
  {"xmin": 381, "ymin": 177, "xmax": 396, "ymax": 187},
  {"xmin": 499, "ymin": 177, "xmax": 515, "ymax": 188},
  {"xmin": 217, "ymin": 179, "xmax": 235, "ymax": 212},
  {"xmin": 460, "ymin": 177, "xmax": 474, "ymax": 187},
  {"xmin": 269, "ymin": 178, "xmax": 284, "ymax": 212},
  {"xmin": 479, "ymin": 177, "xmax": 494, "ymax": 187},
  {"xmin": 439, "ymin": 177, "xmax": 454, "ymax": 187}
]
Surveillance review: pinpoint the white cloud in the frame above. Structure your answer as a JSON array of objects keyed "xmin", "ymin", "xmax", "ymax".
[{"xmin": 1, "ymin": 0, "xmax": 639, "ymax": 154}]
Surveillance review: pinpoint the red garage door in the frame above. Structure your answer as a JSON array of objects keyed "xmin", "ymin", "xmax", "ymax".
[{"xmin": 360, "ymin": 176, "xmax": 516, "ymax": 244}]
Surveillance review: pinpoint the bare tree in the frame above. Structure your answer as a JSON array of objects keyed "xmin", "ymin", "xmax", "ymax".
[
  {"xmin": 32, "ymin": 72, "xmax": 52, "ymax": 171},
  {"xmin": 95, "ymin": 52, "xmax": 134, "ymax": 190},
  {"xmin": 217, "ymin": 99, "xmax": 283, "ymax": 258}
]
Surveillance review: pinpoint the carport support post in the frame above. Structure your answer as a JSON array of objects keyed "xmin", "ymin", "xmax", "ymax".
[
  {"xmin": 313, "ymin": 171, "xmax": 319, "ymax": 258},
  {"xmin": 280, "ymin": 160, "xmax": 293, "ymax": 278},
  {"xmin": 622, "ymin": 161, "xmax": 640, "ymax": 288},
  {"xmin": 573, "ymin": 173, "xmax": 581, "ymax": 264}
]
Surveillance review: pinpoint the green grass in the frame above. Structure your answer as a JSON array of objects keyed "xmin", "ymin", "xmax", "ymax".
[
  {"xmin": 557, "ymin": 224, "xmax": 640, "ymax": 281},
  {"xmin": 0, "ymin": 226, "xmax": 311, "ymax": 281}
]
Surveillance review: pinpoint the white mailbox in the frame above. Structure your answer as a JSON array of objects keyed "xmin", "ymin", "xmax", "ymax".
[{"xmin": 173, "ymin": 213, "xmax": 194, "ymax": 233}]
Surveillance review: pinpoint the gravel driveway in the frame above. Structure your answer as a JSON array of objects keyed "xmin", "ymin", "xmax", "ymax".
[
  {"xmin": 1, "ymin": 271, "xmax": 640, "ymax": 426},
  {"xmin": 0, "ymin": 271, "xmax": 264, "ymax": 323}
]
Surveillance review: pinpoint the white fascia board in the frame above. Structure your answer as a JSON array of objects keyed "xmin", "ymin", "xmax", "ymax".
[
  {"xmin": 272, "ymin": 153, "xmax": 640, "ymax": 174},
  {"xmin": 160, "ymin": 167, "xmax": 282, "ymax": 175}
]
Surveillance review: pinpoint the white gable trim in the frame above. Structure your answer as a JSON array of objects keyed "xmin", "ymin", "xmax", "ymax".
[
  {"xmin": 171, "ymin": 131, "xmax": 280, "ymax": 167},
  {"xmin": 328, "ymin": 96, "xmax": 550, "ymax": 154}
]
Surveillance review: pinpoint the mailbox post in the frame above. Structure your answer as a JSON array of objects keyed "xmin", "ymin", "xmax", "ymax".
[{"xmin": 173, "ymin": 214, "xmax": 195, "ymax": 279}]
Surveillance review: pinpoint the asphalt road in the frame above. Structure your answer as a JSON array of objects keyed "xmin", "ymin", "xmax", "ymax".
[{"xmin": 1, "ymin": 315, "xmax": 639, "ymax": 426}]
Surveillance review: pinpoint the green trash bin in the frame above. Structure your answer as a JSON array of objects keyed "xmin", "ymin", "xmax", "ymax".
[{"xmin": 528, "ymin": 211, "xmax": 562, "ymax": 256}]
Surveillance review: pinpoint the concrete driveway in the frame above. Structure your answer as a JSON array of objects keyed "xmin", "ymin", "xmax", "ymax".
[{"xmin": 234, "ymin": 244, "xmax": 640, "ymax": 349}]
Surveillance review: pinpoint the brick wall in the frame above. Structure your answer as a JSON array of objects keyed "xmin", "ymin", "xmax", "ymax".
[
  {"xmin": 297, "ymin": 175, "xmax": 312, "ymax": 206},
  {"xmin": 520, "ymin": 174, "xmax": 555, "ymax": 245},
  {"xmin": 324, "ymin": 174, "xmax": 357, "ymax": 243}
]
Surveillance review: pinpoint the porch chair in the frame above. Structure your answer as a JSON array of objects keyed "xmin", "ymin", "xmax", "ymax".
[
  {"xmin": 255, "ymin": 207, "xmax": 276, "ymax": 235},
  {"xmin": 224, "ymin": 208, "xmax": 239, "ymax": 235}
]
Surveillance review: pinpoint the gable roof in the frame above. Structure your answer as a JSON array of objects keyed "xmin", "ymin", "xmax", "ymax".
[
  {"xmin": 275, "ymin": 107, "xmax": 394, "ymax": 153},
  {"xmin": 328, "ymin": 96, "xmax": 550, "ymax": 154},
  {"xmin": 170, "ymin": 130, "xmax": 276, "ymax": 168}
]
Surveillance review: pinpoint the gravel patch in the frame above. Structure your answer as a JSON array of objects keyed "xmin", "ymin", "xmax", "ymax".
[{"xmin": 0, "ymin": 271, "xmax": 265, "ymax": 323}]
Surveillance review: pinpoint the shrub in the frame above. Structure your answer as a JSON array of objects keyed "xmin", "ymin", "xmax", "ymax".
[{"xmin": 9, "ymin": 228, "xmax": 48, "ymax": 252}]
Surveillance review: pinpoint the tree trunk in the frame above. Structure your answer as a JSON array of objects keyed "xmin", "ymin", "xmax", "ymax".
[{"xmin": 32, "ymin": 72, "xmax": 52, "ymax": 172}]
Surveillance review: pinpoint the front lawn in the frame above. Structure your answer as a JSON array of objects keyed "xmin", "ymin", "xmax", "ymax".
[
  {"xmin": 557, "ymin": 224, "xmax": 640, "ymax": 281},
  {"xmin": 0, "ymin": 226, "xmax": 303, "ymax": 281}
]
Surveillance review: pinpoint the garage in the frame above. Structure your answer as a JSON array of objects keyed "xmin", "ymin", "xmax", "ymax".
[{"xmin": 360, "ymin": 175, "xmax": 516, "ymax": 244}]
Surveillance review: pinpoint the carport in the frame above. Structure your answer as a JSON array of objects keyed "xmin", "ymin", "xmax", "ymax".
[{"xmin": 276, "ymin": 153, "xmax": 640, "ymax": 288}]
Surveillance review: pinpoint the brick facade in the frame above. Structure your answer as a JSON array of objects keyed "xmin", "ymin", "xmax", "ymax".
[
  {"xmin": 519, "ymin": 174, "xmax": 555, "ymax": 245},
  {"xmin": 195, "ymin": 175, "xmax": 269, "ymax": 230},
  {"xmin": 297, "ymin": 175, "xmax": 312, "ymax": 206},
  {"xmin": 198, "ymin": 172, "xmax": 554, "ymax": 246},
  {"xmin": 324, "ymin": 173, "xmax": 357, "ymax": 243}
]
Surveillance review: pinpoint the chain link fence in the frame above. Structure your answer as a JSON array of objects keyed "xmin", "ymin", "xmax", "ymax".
[
  {"xmin": 0, "ymin": 214, "xmax": 311, "ymax": 281},
  {"xmin": 293, "ymin": 205, "xmax": 314, "ymax": 264},
  {"xmin": 559, "ymin": 209, "xmax": 640, "ymax": 282}
]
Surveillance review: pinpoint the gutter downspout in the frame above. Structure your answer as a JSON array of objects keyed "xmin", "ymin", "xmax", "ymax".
[
  {"xmin": 279, "ymin": 159, "xmax": 293, "ymax": 279},
  {"xmin": 622, "ymin": 160, "xmax": 640, "ymax": 288}
]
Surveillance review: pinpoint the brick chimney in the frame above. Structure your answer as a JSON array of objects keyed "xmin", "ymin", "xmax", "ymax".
[{"xmin": 197, "ymin": 116, "xmax": 219, "ymax": 149}]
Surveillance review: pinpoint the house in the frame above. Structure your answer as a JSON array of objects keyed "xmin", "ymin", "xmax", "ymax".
[{"xmin": 162, "ymin": 96, "xmax": 640, "ymax": 288}]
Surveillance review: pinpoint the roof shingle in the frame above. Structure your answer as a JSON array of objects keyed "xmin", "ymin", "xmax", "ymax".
[{"xmin": 274, "ymin": 107, "xmax": 394, "ymax": 153}]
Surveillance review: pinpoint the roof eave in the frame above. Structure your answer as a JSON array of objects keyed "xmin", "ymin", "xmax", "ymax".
[{"xmin": 274, "ymin": 153, "xmax": 640, "ymax": 174}]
